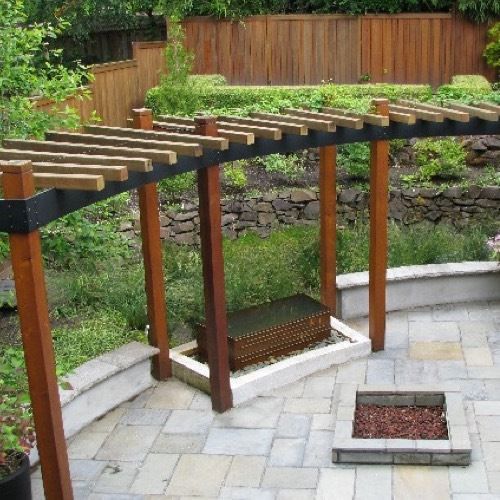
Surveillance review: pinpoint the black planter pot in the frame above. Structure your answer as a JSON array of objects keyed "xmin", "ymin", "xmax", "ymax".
[{"xmin": 0, "ymin": 453, "xmax": 32, "ymax": 500}]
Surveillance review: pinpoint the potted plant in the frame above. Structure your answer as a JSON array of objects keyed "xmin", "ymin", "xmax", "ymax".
[{"xmin": 0, "ymin": 347, "xmax": 34, "ymax": 499}]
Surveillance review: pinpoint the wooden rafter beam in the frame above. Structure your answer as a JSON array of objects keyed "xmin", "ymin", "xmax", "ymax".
[
  {"xmin": 31, "ymin": 163, "xmax": 127, "ymax": 182},
  {"xmin": 388, "ymin": 111, "xmax": 416, "ymax": 125},
  {"xmin": 218, "ymin": 115, "xmax": 308, "ymax": 136},
  {"xmin": 0, "ymin": 171, "xmax": 105, "ymax": 191},
  {"xmin": 0, "ymin": 149, "xmax": 152, "ymax": 172},
  {"xmin": 397, "ymin": 100, "xmax": 470, "ymax": 122},
  {"xmin": 217, "ymin": 121, "xmax": 282, "ymax": 140},
  {"xmin": 476, "ymin": 102, "xmax": 500, "ymax": 115},
  {"xmin": 47, "ymin": 131, "xmax": 202, "ymax": 157},
  {"xmin": 89, "ymin": 124, "xmax": 229, "ymax": 151},
  {"xmin": 250, "ymin": 112, "xmax": 336, "ymax": 132},
  {"xmin": 389, "ymin": 104, "xmax": 444, "ymax": 122},
  {"xmin": 3, "ymin": 140, "xmax": 177, "ymax": 165},
  {"xmin": 447, "ymin": 103, "xmax": 498, "ymax": 121}
]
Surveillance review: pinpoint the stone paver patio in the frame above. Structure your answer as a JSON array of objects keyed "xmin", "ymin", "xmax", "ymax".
[{"xmin": 32, "ymin": 301, "xmax": 500, "ymax": 499}]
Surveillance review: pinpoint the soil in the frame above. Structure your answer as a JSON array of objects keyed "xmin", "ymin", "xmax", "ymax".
[{"xmin": 353, "ymin": 404, "xmax": 449, "ymax": 440}]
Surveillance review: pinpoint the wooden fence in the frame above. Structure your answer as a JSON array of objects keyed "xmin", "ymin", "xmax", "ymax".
[
  {"xmin": 35, "ymin": 41, "xmax": 167, "ymax": 127},
  {"xmin": 182, "ymin": 13, "xmax": 495, "ymax": 86}
]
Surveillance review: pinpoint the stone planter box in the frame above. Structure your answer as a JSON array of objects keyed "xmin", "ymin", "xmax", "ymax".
[
  {"xmin": 332, "ymin": 384, "xmax": 471, "ymax": 466},
  {"xmin": 172, "ymin": 317, "xmax": 370, "ymax": 405}
]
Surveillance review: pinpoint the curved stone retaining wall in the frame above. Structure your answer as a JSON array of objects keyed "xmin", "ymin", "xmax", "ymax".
[{"xmin": 122, "ymin": 186, "xmax": 500, "ymax": 244}]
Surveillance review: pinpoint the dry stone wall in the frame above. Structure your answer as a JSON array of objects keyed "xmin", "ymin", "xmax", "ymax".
[{"xmin": 123, "ymin": 186, "xmax": 500, "ymax": 245}]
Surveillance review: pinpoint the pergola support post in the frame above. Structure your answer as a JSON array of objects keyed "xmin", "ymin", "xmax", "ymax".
[
  {"xmin": 319, "ymin": 145, "xmax": 337, "ymax": 314},
  {"xmin": 369, "ymin": 99, "xmax": 390, "ymax": 351},
  {"xmin": 1, "ymin": 161, "xmax": 73, "ymax": 500},
  {"xmin": 195, "ymin": 116, "xmax": 233, "ymax": 413},
  {"xmin": 133, "ymin": 108, "xmax": 172, "ymax": 379}
]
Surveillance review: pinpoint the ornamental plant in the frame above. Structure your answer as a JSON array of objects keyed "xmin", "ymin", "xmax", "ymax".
[
  {"xmin": 486, "ymin": 234, "xmax": 500, "ymax": 262},
  {"xmin": 0, "ymin": 0, "xmax": 89, "ymax": 141},
  {"xmin": 484, "ymin": 23, "xmax": 500, "ymax": 76},
  {"xmin": 0, "ymin": 348, "xmax": 34, "ymax": 479}
]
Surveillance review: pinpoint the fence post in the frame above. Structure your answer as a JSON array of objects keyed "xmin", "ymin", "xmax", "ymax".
[
  {"xmin": 369, "ymin": 98, "xmax": 390, "ymax": 351},
  {"xmin": 133, "ymin": 108, "xmax": 172, "ymax": 380},
  {"xmin": 1, "ymin": 160, "xmax": 73, "ymax": 500},
  {"xmin": 319, "ymin": 145, "xmax": 337, "ymax": 314},
  {"xmin": 194, "ymin": 116, "xmax": 233, "ymax": 413}
]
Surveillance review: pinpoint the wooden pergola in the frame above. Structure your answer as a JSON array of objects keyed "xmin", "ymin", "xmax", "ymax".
[{"xmin": 0, "ymin": 99, "xmax": 498, "ymax": 499}]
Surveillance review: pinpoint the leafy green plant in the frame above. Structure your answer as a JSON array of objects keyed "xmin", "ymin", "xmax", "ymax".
[
  {"xmin": 0, "ymin": 0, "xmax": 89, "ymax": 141},
  {"xmin": 158, "ymin": 172, "xmax": 197, "ymax": 200},
  {"xmin": 223, "ymin": 161, "xmax": 248, "ymax": 191},
  {"xmin": 0, "ymin": 347, "xmax": 33, "ymax": 479},
  {"xmin": 403, "ymin": 138, "xmax": 467, "ymax": 184},
  {"xmin": 261, "ymin": 154, "xmax": 305, "ymax": 181},
  {"xmin": 338, "ymin": 142, "xmax": 371, "ymax": 179},
  {"xmin": 484, "ymin": 23, "xmax": 500, "ymax": 74},
  {"xmin": 475, "ymin": 166, "xmax": 500, "ymax": 187},
  {"xmin": 434, "ymin": 75, "xmax": 492, "ymax": 104}
]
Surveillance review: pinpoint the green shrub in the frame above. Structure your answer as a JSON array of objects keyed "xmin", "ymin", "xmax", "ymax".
[
  {"xmin": 0, "ymin": 234, "xmax": 8, "ymax": 262},
  {"xmin": 434, "ymin": 75, "xmax": 493, "ymax": 103},
  {"xmin": 404, "ymin": 138, "xmax": 467, "ymax": 184},
  {"xmin": 158, "ymin": 172, "xmax": 197, "ymax": 199},
  {"xmin": 223, "ymin": 161, "xmax": 248, "ymax": 191},
  {"xmin": 260, "ymin": 154, "xmax": 305, "ymax": 181},
  {"xmin": 338, "ymin": 143, "xmax": 370, "ymax": 179},
  {"xmin": 188, "ymin": 74, "xmax": 227, "ymax": 86},
  {"xmin": 484, "ymin": 23, "xmax": 500, "ymax": 72}
]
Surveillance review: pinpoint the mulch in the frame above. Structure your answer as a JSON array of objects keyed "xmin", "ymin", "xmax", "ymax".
[{"xmin": 353, "ymin": 404, "xmax": 449, "ymax": 440}]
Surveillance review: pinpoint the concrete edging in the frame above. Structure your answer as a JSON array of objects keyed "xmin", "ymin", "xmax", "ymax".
[{"xmin": 337, "ymin": 261, "xmax": 500, "ymax": 319}]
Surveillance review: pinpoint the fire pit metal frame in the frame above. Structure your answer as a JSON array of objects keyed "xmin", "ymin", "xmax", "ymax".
[{"xmin": 332, "ymin": 384, "xmax": 471, "ymax": 466}]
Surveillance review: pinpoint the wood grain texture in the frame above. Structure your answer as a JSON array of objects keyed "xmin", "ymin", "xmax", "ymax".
[
  {"xmin": 1, "ymin": 160, "xmax": 74, "ymax": 500},
  {"xmin": 219, "ymin": 115, "xmax": 308, "ymax": 136},
  {"xmin": 397, "ymin": 100, "xmax": 470, "ymax": 122},
  {"xmin": 0, "ymin": 172, "xmax": 105, "ymax": 191},
  {"xmin": 133, "ymin": 109, "xmax": 172, "ymax": 381},
  {"xmin": 195, "ymin": 117, "xmax": 233, "ymax": 413},
  {"xmin": 31, "ymin": 163, "xmax": 128, "ymax": 182}
]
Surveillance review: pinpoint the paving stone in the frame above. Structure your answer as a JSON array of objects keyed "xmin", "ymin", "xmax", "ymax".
[
  {"xmin": 31, "ymin": 478, "xmax": 45, "ymax": 500},
  {"xmin": 165, "ymin": 454, "xmax": 232, "ymax": 497},
  {"xmin": 456, "ymin": 379, "xmax": 488, "ymax": 401},
  {"xmin": 89, "ymin": 495, "xmax": 143, "ymax": 500},
  {"xmin": 69, "ymin": 459, "xmax": 107, "ymax": 481},
  {"xmin": 262, "ymin": 467, "xmax": 318, "ymax": 489},
  {"xmin": 449, "ymin": 460, "xmax": 489, "ymax": 493},
  {"xmin": 68, "ymin": 431, "xmax": 109, "ymax": 459},
  {"xmin": 433, "ymin": 306, "xmax": 469, "ymax": 321},
  {"xmin": 477, "ymin": 416, "xmax": 500, "ymax": 441},
  {"xmin": 120, "ymin": 409, "xmax": 170, "ymax": 426},
  {"xmin": 385, "ymin": 318, "xmax": 410, "ymax": 349},
  {"xmin": 219, "ymin": 487, "xmax": 276, "ymax": 499},
  {"xmin": 120, "ymin": 387, "xmax": 154, "ymax": 409},
  {"xmin": 463, "ymin": 347, "xmax": 494, "ymax": 366},
  {"xmin": 150, "ymin": 433, "xmax": 205, "ymax": 454},
  {"xmin": 276, "ymin": 489, "xmax": 315, "ymax": 500},
  {"xmin": 370, "ymin": 348, "xmax": 409, "ymax": 360},
  {"xmin": 487, "ymin": 470, "xmax": 500, "ymax": 493},
  {"xmin": 269, "ymin": 438, "xmax": 306, "ymax": 466},
  {"xmin": 284, "ymin": 398, "xmax": 331, "ymax": 414},
  {"xmin": 87, "ymin": 408, "xmax": 127, "ymax": 433},
  {"xmin": 276, "ymin": 414, "xmax": 311, "ymax": 438},
  {"xmin": 459, "ymin": 321, "xmax": 497, "ymax": 337},
  {"xmin": 93, "ymin": 461, "xmax": 141, "ymax": 494},
  {"xmin": 452, "ymin": 495, "xmax": 500, "ymax": 500},
  {"xmin": 409, "ymin": 342, "xmax": 463, "ymax": 361},
  {"xmin": 468, "ymin": 366, "xmax": 500, "ymax": 379},
  {"xmin": 265, "ymin": 380, "xmax": 305, "ymax": 398},
  {"xmin": 129, "ymin": 453, "xmax": 178, "ymax": 494},
  {"xmin": 366, "ymin": 359, "xmax": 395, "ymax": 384},
  {"xmin": 316, "ymin": 468, "xmax": 355, "ymax": 500},
  {"xmin": 213, "ymin": 402, "xmax": 281, "ymax": 429},
  {"xmin": 145, "ymin": 380, "xmax": 195, "ymax": 409},
  {"xmin": 336, "ymin": 360, "xmax": 367, "ymax": 383},
  {"xmin": 439, "ymin": 361, "xmax": 468, "ymax": 380},
  {"xmin": 225, "ymin": 456, "xmax": 266, "ymax": 487},
  {"xmin": 311, "ymin": 414, "xmax": 335, "ymax": 431},
  {"xmin": 203, "ymin": 428, "xmax": 274, "ymax": 455},
  {"xmin": 70, "ymin": 481, "xmax": 94, "ymax": 499},
  {"xmin": 163, "ymin": 409, "xmax": 214, "ymax": 434},
  {"xmin": 485, "ymin": 380, "xmax": 500, "ymax": 400},
  {"xmin": 395, "ymin": 360, "xmax": 439, "ymax": 384},
  {"xmin": 393, "ymin": 466, "xmax": 450, "ymax": 500},
  {"xmin": 482, "ymin": 442, "xmax": 500, "ymax": 471},
  {"xmin": 474, "ymin": 401, "xmax": 500, "ymax": 416},
  {"xmin": 354, "ymin": 465, "xmax": 392, "ymax": 500},
  {"xmin": 189, "ymin": 392, "xmax": 213, "ymax": 410},
  {"xmin": 302, "ymin": 377, "xmax": 335, "ymax": 398},
  {"xmin": 96, "ymin": 426, "xmax": 161, "ymax": 461},
  {"xmin": 409, "ymin": 321, "xmax": 460, "ymax": 342},
  {"xmin": 303, "ymin": 430, "xmax": 335, "ymax": 467}
]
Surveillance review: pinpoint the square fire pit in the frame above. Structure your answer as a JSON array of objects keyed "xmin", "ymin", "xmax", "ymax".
[{"xmin": 332, "ymin": 384, "xmax": 471, "ymax": 466}]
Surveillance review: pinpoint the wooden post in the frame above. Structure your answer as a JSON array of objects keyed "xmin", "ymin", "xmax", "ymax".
[
  {"xmin": 195, "ymin": 116, "xmax": 233, "ymax": 413},
  {"xmin": 133, "ymin": 108, "xmax": 172, "ymax": 379},
  {"xmin": 369, "ymin": 99, "xmax": 390, "ymax": 351},
  {"xmin": 1, "ymin": 161, "xmax": 73, "ymax": 500},
  {"xmin": 319, "ymin": 145, "xmax": 337, "ymax": 314}
]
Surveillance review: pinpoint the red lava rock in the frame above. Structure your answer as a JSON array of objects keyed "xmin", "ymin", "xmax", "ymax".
[{"xmin": 353, "ymin": 404, "xmax": 448, "ymax": 440}]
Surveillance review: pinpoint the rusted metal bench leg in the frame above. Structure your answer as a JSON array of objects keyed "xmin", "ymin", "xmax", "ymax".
[
  {"xmin": 369, "ymin": 99, "xmax": 390, "ymax": 351},
  {"xmin": 319, "ymin": 145, "xmax": 337, "ymax": 315},
  {"xmin": 195, "ymin": 116, "xmax": 233, "ymax": 413},
  {"xmin": 2, "ymin": 161, "xmax": 73, "ymax": 500},
  {"xmin": 133, "ymin": 108, "xmax": 172, "ymax": 379}
]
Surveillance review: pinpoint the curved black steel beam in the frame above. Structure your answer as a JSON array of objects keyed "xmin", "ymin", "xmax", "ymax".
[{"xmin": 1, "ymin": 117, "xmax": 499, "ymax": 233}]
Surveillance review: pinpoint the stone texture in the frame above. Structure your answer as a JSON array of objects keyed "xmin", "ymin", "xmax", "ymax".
[
  {"xmin": 203, "ymin": 428, "xmax": 274, "ymax": 455},
  {"xmin": 269, "ymin": 438, "xmax": 306, "ymax": 466},
  {"xmin": 129, "ymin": 453, "xmax": 178, "ymax": 494},
  {"xmin": 409, "ymin": 342, "xmax": 463, "ymax": 360},
  {"xmin": 316, "ymin": 468, "xmax": 355, "ymax": 500},
  {"xmin": 225, "ymin": 456, "xmax": 266, "ymax": 487},
  {"xmin": 393, "ymin": 466, "xmax": 450, "ymax": 500},
  {"xmin": 262, "ymin": 467, "xmax": 319, "ymax": 489}
]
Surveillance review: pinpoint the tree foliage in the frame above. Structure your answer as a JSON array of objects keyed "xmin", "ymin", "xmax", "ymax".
[
  {"xmin": 0, "ymin": 0, "xmax": 89, "ymax": 140},
  {"xmin": 484, "ymin": 23, "xmax": 500, "ymax": 71}
]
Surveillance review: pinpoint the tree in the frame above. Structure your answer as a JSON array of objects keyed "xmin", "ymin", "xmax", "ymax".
[{"xmin": 0, "ymin": 0, "xmax": 89, "ymax": 140}]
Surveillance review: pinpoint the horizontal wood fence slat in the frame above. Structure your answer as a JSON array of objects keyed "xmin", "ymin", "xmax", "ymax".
[
  {"xmin": 182, "ymin": 13, "xmax": 494, "ymax": 86},
  {"xmin": 34, "ymin": 42, "xmax": 167, "ymax": 128}
]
